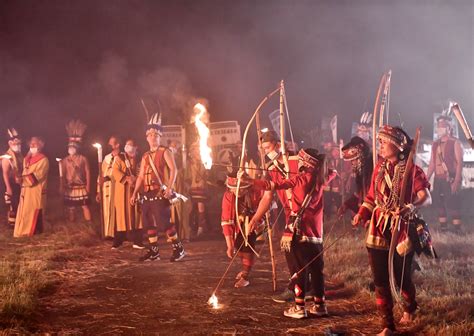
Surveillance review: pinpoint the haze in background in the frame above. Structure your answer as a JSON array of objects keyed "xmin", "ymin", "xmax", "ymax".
[{"xmin": 0, "ymin": 0, "xmax": 472, "ymax": 156}]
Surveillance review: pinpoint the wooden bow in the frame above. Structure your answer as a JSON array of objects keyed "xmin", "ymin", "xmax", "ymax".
[
  {"xmin": 372, "ymin": 70, "xmax": 392, "ymax": 166},
  {"xmin": 256, "ymin": 99, "xmax": 278, "ymax": 291},
  {"xmin": 235, "ymin": 87, "xmax": 279, "ymax": 254},
  {"xmin": 388, "ymin": 127, "xmax": 420, "ymax": 302}
]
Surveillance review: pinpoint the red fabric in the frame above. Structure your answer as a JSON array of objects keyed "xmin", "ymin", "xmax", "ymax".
[
  {"xmin": 431, "ymin": 138, "xmax": 458, "ymax": 178},
  {"xmin": 266, "ymin": 157, "xmax": 324, "ymax": 242},
  {"xmin": 29, "ymin": 209, "xmax": 40, "ymax": 236},
  {"xmin": 358, "ymin": 160, "xmax": 430, "ymax": 248},
  {"xmin": 24, "ymin": 153, "xmax": 46, "ymax": 167},
  {"xmin": 267, "ymin": 157, "xmax": 300, "ymax": 218},
  {"xmin": 220, "ymin": 188, "xmax": 261, "ymax": 237},
  {"xmin": 141, "ymin": 147, "xmax": 168, "ymax": 190}
]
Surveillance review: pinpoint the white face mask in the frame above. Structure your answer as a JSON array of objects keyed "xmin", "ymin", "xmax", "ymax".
[
  {"xmin": 124, "ymin": 145, "xmax": 136, "ymax": 156},
  {"xmin": 437, "ymin": 127, "xmax": 448, "ymax": 137},
  {"xmin": 29, "ymin": 147, "xmax": 38, "ymax": 155},
  {"xmin": 11, "ymin": 145, "xmax": 21, "ymax": 153},
  {"xmin": 68, "ymin": 147, "xmax": 77, "ymax": 156},
  {"xmin": 266, "ymin": 150, "xmax": 280, "ymax": 161}
]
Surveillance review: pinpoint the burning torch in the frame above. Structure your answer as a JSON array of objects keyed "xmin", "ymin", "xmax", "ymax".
[
  {"xmin": 193, "ymin": 103, "xmax": 213, "ymax": 170},
  {"xmin": 56, "ymin": 158, "xmax": 64, "ymax": 193},
  {"xmin": 93, "ymin": 143, "xmax": 105, "ymax": 238},
  {"xmin": 449, "ymin": 102, "xmax": 474, "ymax": 149}
]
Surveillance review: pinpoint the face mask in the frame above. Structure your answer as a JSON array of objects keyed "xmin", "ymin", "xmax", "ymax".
[
  {"xmin": 266, "ymin": 150, "xmax": 280, "ymax": 161},
  {"xmin": 437, "ymin": 127, "xmax": 448, "ymax": 137},
  {"xmin": 68, "ymin": 147, "xmax": 77, "ymax": 156},
  {"xmin": 11, "ymin": 145, "xmax": 21, "ymax": 153},
  {"xmin": 124, "ymin": 145, "xmax": 136, "ymax": 155},
  {"xmin": 29, "ymin": 147, "xmax": 38, "ymax": 155},
  {"xmin": 169, "ymin": 147, "xmax": 178, "ymax": 155}
]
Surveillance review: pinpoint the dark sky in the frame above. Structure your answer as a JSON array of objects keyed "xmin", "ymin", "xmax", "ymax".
[{"xmin": 0, "ymin": 0, "xmax": 473, "ymax": 156}]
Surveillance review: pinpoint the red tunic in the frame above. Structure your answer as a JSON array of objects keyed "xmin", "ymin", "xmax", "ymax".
[
  {"xmin": 140, "ymin": 147, "xmax": 169, "ymax": 192},
  {"xmin": 431, "ymin": 137, "xmax": 461, "ymax": 180},
  {"xmin": 267, "ymin": 155, "xmax": 299, "ymax": 220},
  {"xmin": 256, "ymin": 166, "xmax": 326, "ymax": 244},
  {"xmin": 220, "ymin": 188, "xmax": 262, "ymax": 238},
  {"xmin": 357, "ymin": 160, "xmax": 430, "ymax": 250}
]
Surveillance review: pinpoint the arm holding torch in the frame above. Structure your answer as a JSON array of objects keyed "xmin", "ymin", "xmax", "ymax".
[
  {"xmin": 449, "ymin": 102, "xmax": 474, "ymax": 149},
  {"xmin": 93, "ymin": 143, "xmax": 105, "ymax": 238},
  {"xmin": 56, "ymin": 158, "xmax": 64, "ymax": 194}
]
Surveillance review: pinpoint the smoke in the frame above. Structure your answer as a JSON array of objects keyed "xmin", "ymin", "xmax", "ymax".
[
  {"xmin": 0, "ymin": 0, "xmax": 472, "ymax": 157},
  {"xmin": 98, "ymin": 53, "xmax": 129, "ymax": 97},
  {"xmin": 137, "ymin": 67, "xmax": 195, "ymax": 124}
]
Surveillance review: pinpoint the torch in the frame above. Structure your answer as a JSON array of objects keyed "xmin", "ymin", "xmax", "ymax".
[
  {"xmin": 93, "ymin": 143, "xmax": 105, "ymax": 238},
  {"xmin": 193, "ymin": 103, "xmax": 213, "ymax": 170},
  {"xmin": 56, "ymin": 158, "xmax": 64, "ymax": 194},
  {"xmin": 449, "ymin": 102, "xmax": 474, "ymax": 149}
]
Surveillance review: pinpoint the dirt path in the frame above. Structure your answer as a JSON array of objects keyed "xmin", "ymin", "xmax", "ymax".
[{"xmin": 33, "ymin": 236, "xmax": 396, "ymax": 336}]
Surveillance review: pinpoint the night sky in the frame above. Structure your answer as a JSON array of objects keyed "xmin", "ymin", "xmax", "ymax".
[{"xmin": 0, "ymin": 0, "xmax": 472, "ymax": 157}]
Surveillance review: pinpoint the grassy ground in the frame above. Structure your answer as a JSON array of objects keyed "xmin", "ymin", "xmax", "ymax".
[{"xmin": 0, "ymin": 183, "xmax": 473, "ymax": 335}]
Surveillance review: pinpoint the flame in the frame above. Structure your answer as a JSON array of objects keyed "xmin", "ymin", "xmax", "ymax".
[
  {"xmin": 92, "ymin": 143, "xmax": 102, "ymax": 149},
  {"xmin": 193, "ymin": 103, "xmax": 213, "ymax": 169},
  {"xmin": 261, "ymin": 127, "xmax": 269, "ymax": 133},
  {"xmin": 56, "ymin": 158, "xmax": 62, "ymax": 162},
  {"xmin": 208, "ymin": 294, "xmax": 219, "ymax": 309},
  {"xmin": 0, "ymin": 154, "xmax": 12, "ymax": 160}
]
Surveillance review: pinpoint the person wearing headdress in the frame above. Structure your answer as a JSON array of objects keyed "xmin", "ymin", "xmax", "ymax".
[
  {"xmin": 130, "ymin": 113, "xmax": 185, "ymax": 262},
  {"xmin": 248, "ymin": 148, "xmax": 334, "ymax": 319},
  {"xmin": 14, "ymin": 137, "xmax": 49, "ymax": 237},
  {"xmin": 186, "ymin": 142, "xmax": 209, "ymax": 238},
  {"xmin": 426, "ymin": 115, "xmax": 464, "ymax": 232},
  {"xmin": 355, "ymin": 112, "xmax": 373, "ymax": 143},
  {"xmin": 60, "ymin": 120, "xmax": 91, "ymax": 223},
  {"xmin": 110, "ymin": 139, "xmax": 144, "ymax": 249},
  {"xmin": 338, "ymin": 136, "xmax": 373, "ymax": 216},
  {"xmin": 247, "ymin": 130, "xmax": 303, "ymax": 303},
  {"xmin": 352, "ymin": 125, "xmax": 432, "ymax": 335},
  {"xmin": 2, "ymin": 128, "xmax": 23, "ymax": 227},
  {"xmin": 221, "ymin": 172, "xmax": 263, "ymax": 288},
  {"xmin": 96, "ymin": 136, "xmax": 121, "ymax": 238}
]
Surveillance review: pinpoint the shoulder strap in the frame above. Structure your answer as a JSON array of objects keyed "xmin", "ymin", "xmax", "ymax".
[{"xmin": 148, "ymin": 153, "xmax": 164, "ymax": 187}]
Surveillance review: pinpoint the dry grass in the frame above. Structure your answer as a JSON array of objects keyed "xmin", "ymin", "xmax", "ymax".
[
  {"xmin": 321, "ymin": 216, "xmax": 474, "ymax": 335},
  {"xmin": 0, "ymin": 214, "xmax": 100, "ymax": 332},
  {"xmin": 0, "ymin": 186, "xmax": 472, "ymax": 334}
]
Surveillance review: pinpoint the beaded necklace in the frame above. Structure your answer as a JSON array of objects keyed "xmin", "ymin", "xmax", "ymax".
[{"xmin": 374, "ymin": 159, "xmax": 406, "ymax": 212}]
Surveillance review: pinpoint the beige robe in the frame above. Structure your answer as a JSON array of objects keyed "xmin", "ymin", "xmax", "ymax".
[
  {"xmin": 111, "ymin": 154, "xmax": 142, "ymax": 232},
  {"xmin": 14, "ymin": 153, "xmax": 49, "ymax": 237},
  {"xmin": 98, "ymin": 153, "xmax": 115, "ymax": 238}
]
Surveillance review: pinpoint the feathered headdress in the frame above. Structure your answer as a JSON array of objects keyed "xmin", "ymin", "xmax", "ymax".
[
  {"xmin": 359, "ymin": 112, "xmax": 373, "ymax": 125},
  {"xmin": 7, "ymin": 128, "xmax": 20, "ymax": 141},
  {"xmin": 66, "ymin": 119, "xmax": 87, "ymax": 147},
  {"xmin": 146, "ymin": 113, "xmax": 163, "ymax": 136}
]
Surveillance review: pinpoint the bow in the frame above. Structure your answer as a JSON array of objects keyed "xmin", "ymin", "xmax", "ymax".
[
  {"xmin": 235, "ymin": 87, "xmax": 279, "ymax": 253},
  {"xmin": 255, "ymin": 97, "xmax": 278, "ymax": 291},
  {"xmin": 388, "ymin": 127, "xmax": 420, "ymax": 302},
  {"xmin": 279, "ymin": 80, "xmax": 290, "ymax": 175},
  {"xmin": 372, "ymin": 70, "xmax": 392, "ymax": 166}
]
